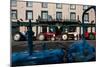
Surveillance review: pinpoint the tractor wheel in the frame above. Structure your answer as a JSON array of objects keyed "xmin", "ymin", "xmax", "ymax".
[
  {"xmin": 13, "ymin": 33, "xmax": 21, "ymax": 41},
  {"xmin": 38, "ymin": 34, "xmax": 45, "ymax": 41},
  {"xmin": 89, "ymin": 33, "xmax": 95, "ymax": 40},
  {"xmin": 51, "ymin": 37, "xmax": 55, "ymax": 41},
  {"xmin": 62, "ymin": 34, "xmax": 68, "ymax": 40}
]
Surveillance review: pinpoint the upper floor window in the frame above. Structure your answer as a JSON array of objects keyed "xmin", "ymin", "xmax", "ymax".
[
  {"xmin": 70, "ymin": 4, "xmax": 76, "ymax": 10},
  {"xmin": 56, "ymin": 12, "xmax": 62, "ymax": 20},
  {"xmin": 84, "ymin": 13, "xmax": 89, "ymax": 22},
  {"xmin": 42, "ymin": 2, "xmax": 48, "ymax": 8},
  {"xmin": 41, "ymin": 11, "xmax": 48, "ymax": 20},
  {"xmin": 11, "ymin": 0, "xmax": 17, "ymax": 7},
  {"xmin": 83, "ymin": 5, "xmax": 89, "ymax": 10},
  {"xmin": 70, "ymin": 12, "xmax": 76, "ymax": 21},
  {"xmin": 11, "ymin": 10, "xmax": 17, "ymax": 19},
  {"xmin": 26, "ymin": 1, "xmax": 33, "ymax": 7},
  {"xmin": 26, "ymin": 10, "xmax": 33, "ymax": 20},
  {"xmin": 56, "ymin": 3, "xmax": 62, "ymax": 9}
]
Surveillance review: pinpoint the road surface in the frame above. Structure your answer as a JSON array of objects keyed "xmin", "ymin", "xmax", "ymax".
[{"xmin": 11, "ymin": 40, "xmax": 96, "ymax": 52}]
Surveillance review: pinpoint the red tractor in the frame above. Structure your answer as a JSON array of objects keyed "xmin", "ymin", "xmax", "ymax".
[
  {"xmin": 37, "ymin": 26, "xmax": 57, "ymax": 41},
  {"xmin": 37, "ymin": 32, "xmax": 56, "ymax": 41},
  {"xmin": 85, "ymin": 32, "xmax": 96, "ymax": 40},
  {"xmin": 37, "ymin": 25, "xmax": 78, "ymax": 41}
]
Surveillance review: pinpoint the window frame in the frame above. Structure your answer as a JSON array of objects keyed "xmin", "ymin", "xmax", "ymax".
[
  {"xmin": 70, "ymin": 12, "xmax": 76, "ymax": 21},
  {"xmin": 83, "ymin": 5, "xmax": 89, "ymax": 10},
  {"xmin": 84, "ymin": 13, "xmax": 89, "ymax": 22},
  {"xmin": 11, "ymin": 10, "xmax": 17, "ymax": 19},
  {"xmin": 26, "ymin": 10, "xmax": 33, "ymax": 20},
  {"xmin": 56, "ymin": 3, "xmax": 62, "ymax": 9},
  {"xmin": 26, "ymin": 1, "xmax": 33, "ymax": 7},
  {"xmin": 42, "ymin": 2, "xmax": 48, "ymax": 8},
  {"xmin": 70, "ymin": 4, "xmax": 76, "ymax": 10},
  {"xmin": 41, "ymin": 11, "xmax": 48, "ymax": 20},
  {"xmin": 11, "ymin": 0, "xmax": 17, "ymax": 7},
  {"xmin": 56, "ymin": 12, "xmax": 62, "ymax": 20}
]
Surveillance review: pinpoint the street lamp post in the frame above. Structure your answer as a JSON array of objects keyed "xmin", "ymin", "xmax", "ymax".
[
  {"xmin": 27, "ymin": 19, "xmax": 33, "ymax": 55},
  {"xmin": 82, "ymin": 6, "xmax": 96, "ymax": 43}
]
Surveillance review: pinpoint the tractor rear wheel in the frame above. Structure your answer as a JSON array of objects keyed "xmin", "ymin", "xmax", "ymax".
[
  {"xmin": 51, "ymin": 37, "xmax": 55, "ymax": 41},
  {"xmin": 13, "ymin": 33, "xmax": 21, "ymax": 41},
  {"xmin": 38, "ymin": 34, "xmax": 45, "ymax": 41},
  {"xmin": 62, "ymin": 34, "xmax": 68, "ymax": 40}
]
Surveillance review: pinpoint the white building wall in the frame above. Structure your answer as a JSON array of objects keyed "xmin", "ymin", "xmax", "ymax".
[{"xmin": 11, "ymin": 1, "xmax": 96, "ymax": 36}]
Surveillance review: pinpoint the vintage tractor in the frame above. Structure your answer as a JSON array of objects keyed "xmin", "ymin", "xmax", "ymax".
[
  {"xmin": 37, "ymin": 32, "xmax": 56, "ymax": 41},
  {"xmin": 84, "ymin": 32, "xmax": 96, "ymax": 40},
  {"xmin": 37, "ymin": 25, "xmax": 57, "ymax": 41},
  {"xmin": 60, "ymin": 25, "xmax": 78, "ymax": 40},
  {"xmin": 13, "ymin": 31, "xmax": 27, "ymax": 41},
  {"xmin": 13, "ymin": 31, "xmax": 35, "ymax": 41},
  {"xmin": 79, "ymin": 32, "xmax": 96, "ymax": 40}
]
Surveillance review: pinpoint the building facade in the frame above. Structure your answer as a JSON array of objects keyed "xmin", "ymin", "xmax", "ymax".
[{"xmin": 11, "ymin": 0, "xmax": 96, "ymax": 36}]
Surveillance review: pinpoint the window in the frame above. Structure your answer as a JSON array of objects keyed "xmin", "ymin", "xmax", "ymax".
[
  {"xmin": 83, "ymin": 5, "xmax": 89, "ymax": 10},
  {"xmin": 11, "ymin": 10, "xmax": 17, "ymax": 19},
  {"xmin": 56, "ymin": 12, "xmax": 62, "ymax": 20},
  {"xmin": 11, "ymin": 0, "xmax": 17, "ymax": 7},
  {"xmin": 70, "ymin": 4, "xmax": 76, "ymax": 10},
  {"xmin": 42, "ymin": 2, "xmax": 48, "ymax": 8},
  {"xmin": 56, "ymin": 3, "xmax": 62, "ymax": 9},
  {"xmin": 70, "ymin": 12, "xmax": 76, "ymax": 21},
  {"xmin": 26, "ymin": 10, "xmax": 33, "ymax": 20},
  {"xmin": 41, "ymin": 11, "xmax": 48, "ymax": 20},
  {"xmin": 26, "ymin": 1, "xmax": 33, "ymax": 7},
  {"xmin": 84, "ymin": 13, "xmax": 89, "ymax": 22}
]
